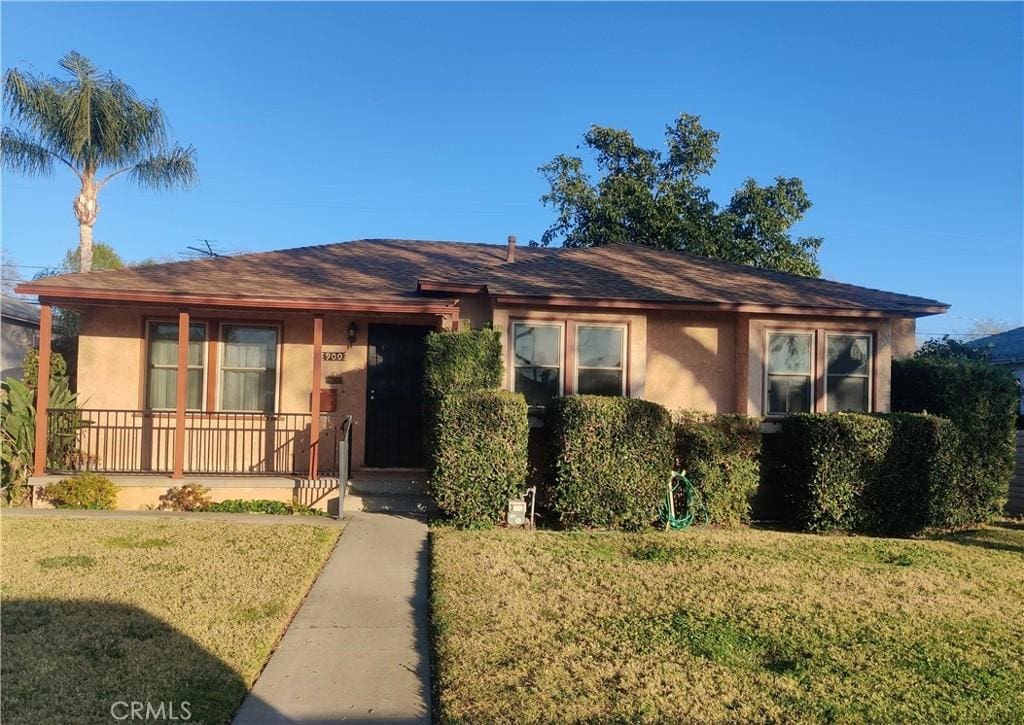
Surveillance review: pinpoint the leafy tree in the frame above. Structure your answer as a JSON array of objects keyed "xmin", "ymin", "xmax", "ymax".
[
  {"xmin": 32, "ymin": 242, "xmax": 126, "ymax": 387},
  {"xmin": 1, "ymin": 51, "xmax": 197, "ymax": 272},
  {"xmin": 916, "ymin": 336, "xmax": 990, "ymax": 361},
  {"xmin": 538, "ymin": 114, "xmax": 823, "ymax": 277},
  {"xmin": 2, "ymin": 250, "xmax": 20, "ymax": 294},
  {"xmin": 62, "ymin": 243, "xmax": 125, "ymax": 273},
  {"xmin": 964, "ymin": 317, "xmax": 1012, "ymax": 338}
]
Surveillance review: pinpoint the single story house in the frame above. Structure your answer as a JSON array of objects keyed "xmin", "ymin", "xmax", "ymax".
[
  {"xmin": 17, "ymin": 237, "xmax": 948, "ymax": 509},
  {"xmin": 2, "ymin": 294, "xmax": 41, "ymax": 381}
]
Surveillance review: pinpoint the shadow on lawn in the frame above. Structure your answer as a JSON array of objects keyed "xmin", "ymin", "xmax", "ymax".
[
  {"xmin": 1, "ymin": 598, "xmax": 246, "ymax": 724},
  {"xmin": 2, "ymin": 598, "xmax": 428, "ymax": 725},
  {"xmin": 931, "ymin": 520, "xmax": 1024, "ymax": 556}
]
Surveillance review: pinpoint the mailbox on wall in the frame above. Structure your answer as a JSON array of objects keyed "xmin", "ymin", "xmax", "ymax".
[{"xmin": 318, "ymin": 388, "xmax": 338, "ymax": 413}]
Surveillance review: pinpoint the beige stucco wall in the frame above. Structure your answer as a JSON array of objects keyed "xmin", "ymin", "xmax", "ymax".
[
  {"xmin": 645, "ymin": 311, "xmax": 736, "ymax": 413},
  {"xmin": 457, "ymin": 294, "xmax": 493, "ymax": 330},
  {"xmin": 890, "ymin": 317, "xmax": 917, "ymax": 359}
]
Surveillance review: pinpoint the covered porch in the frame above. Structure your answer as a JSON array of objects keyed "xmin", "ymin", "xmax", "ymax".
[{"xmin": 29, "ymin": 294, "xmax": 460, "ymax": 484}]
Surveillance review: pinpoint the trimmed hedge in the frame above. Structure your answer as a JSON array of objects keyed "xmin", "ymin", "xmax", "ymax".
[
  {"xmin": 773, "ymin": 412, "xmax": 975, "ymax": 535},
  {"xmin": 41, "ymin": 473, "xmax": 118, "ymax": 510},
  {"xmin": 892, "ymin": 356, "xmax": 1017, "ymax": 521},
  {"xmin": 674, "ymin": 411, "xmax": 762, "ymax": 525},
  {"xmin": 875, "ymin": 413, "xmax": 962, "ymax": 534},
  {"xmin": 549, "ymin": 396, "xmax": 673, "ymax": 530},
  {"xmin": 424, "ymin": 328, "xmax": 503, "ymax": 404},
  {"xmin": 424, "ymin": 328, "xmax": 504, "ymax": 469},
  {"xmin": 775, "ymin": 413, "xmax": 892, "ymax": 532},
  {"xmin": 428, "ymin": 389, "xmax": 529, "ymax": 528}
]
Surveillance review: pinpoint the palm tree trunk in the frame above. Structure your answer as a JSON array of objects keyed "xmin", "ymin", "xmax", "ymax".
[
  {"xmin": 77, "ymin": 222, "xmax": 95, "ymax": 273},
  {"xmin": 73, "ymin": 177, "xmax": 99, "ymax": 272}
]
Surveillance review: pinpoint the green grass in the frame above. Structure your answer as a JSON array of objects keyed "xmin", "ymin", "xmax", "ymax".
[
  {"xmin": 431, "ymin": 520, "xmax": 1024, "ymax": 724},
  {"xmin": 1, "ymin": 516, "xmax": 340, "ymax": 724}
]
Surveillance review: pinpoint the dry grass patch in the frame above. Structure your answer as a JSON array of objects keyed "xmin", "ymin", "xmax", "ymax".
[
  {"xmin": 1, "ymin": 516, "xmax": 340, "ymax": 724},
  {"xmin": 432, "ymin": 520, "xmax": 1024, "ymax": 724}
]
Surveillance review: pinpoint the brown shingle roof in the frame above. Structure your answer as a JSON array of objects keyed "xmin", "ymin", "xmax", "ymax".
[{"xmin": 17, "ymin": 238, "xmax": 948, "ymax": 316}]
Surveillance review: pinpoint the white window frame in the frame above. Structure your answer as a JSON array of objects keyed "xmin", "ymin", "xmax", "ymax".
[
  {"xmin": 217, "ymin": 322, "xmax": 283, "ymax": 413},
  {"xmin": 825, "ymin": 333, "xmax": 873, "ymax": 413},
  {"xmin": 144, "ymin": 320, "xmax": 208, "ymax": 411},
  {"xmin": 764, "ymin": 330, "xmax": 815, "ymax": 417},
  {"xmin": 573, "ymin": 323, "xmax": 628, "ymax": 396},
  {"xmin": 511, "ymin": 320, "xmax": 565, "ymax": 403}
]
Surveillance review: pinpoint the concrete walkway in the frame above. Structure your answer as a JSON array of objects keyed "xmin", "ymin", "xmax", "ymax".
[{"xmin": 233, "ymin": 512, "xmax": 431, "ymax": 724}]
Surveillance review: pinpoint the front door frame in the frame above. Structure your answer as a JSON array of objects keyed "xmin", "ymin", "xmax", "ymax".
[{"xmin": 363, "ymin": 323, "xmax": 431, "ymax": 468}]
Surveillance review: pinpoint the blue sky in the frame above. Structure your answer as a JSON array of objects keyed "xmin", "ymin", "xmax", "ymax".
[{"xmin": 3, "ymin": 2, "xmax": 1021, "ymax": 337}]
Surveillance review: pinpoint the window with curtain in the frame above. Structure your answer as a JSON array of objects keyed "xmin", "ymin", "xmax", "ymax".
[
  {"xmin": 220, "ymin": 325, "xmax": 278, "ymax": 412},
  {"xmin": 766, "ymin": 332, "xmax": 813, "ymax": 415},
  {"xmin": 576, "ymin": 325, "xmax": 625, "ymax": 396},
  {"xmin": 826, "ymin": 334, "xmax": 872, "ymax": 412},
  {"xmin": 146, "ymin": 322, "xmax": 206, "ymax": 410},
  {"xmin": 513, "ymin": 322, "xmax": 562, "ymax": 405}
]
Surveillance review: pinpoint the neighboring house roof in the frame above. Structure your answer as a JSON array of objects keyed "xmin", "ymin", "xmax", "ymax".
[
  {"xmin": 967, "ymin": 326, "xmax": 1024, "ymax": 364},
  {"xmin": 1, "ymin": 294, "xmax": 41, "ymax": 326},
  {"xmin": 16, "ymin": 238, "xmax": 949, "ymax": 317}
]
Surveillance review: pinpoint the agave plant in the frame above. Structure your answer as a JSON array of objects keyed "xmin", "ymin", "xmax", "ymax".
[{"xmin": 1, "ymin": 376, "xmax": 85, "ymax": 501}]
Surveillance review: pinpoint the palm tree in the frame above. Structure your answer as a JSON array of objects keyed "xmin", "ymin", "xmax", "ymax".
[{"xmin": 1, "ymin": 52, "xmax": 197, "ymax": 272}]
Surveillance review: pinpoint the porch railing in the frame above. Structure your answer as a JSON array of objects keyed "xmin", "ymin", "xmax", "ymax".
[{"xmin": 47, "ymin": 409, "xmax": 340, "ymax": 477}]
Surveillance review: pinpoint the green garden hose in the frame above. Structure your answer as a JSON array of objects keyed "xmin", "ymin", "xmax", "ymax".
[{"xmin": 660, "ymin": 470, "xmax": 709, "ymax": 530}]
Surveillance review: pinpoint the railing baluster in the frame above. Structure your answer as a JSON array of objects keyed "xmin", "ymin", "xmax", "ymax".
[{"xmin": 43, "ymin": 409, "xmax": 340, "ymax": 477}]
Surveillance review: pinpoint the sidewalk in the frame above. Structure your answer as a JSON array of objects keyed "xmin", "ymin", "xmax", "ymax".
[{"xmin": 232, "ymin": 512, "xmax": 431, "ymax": 724}]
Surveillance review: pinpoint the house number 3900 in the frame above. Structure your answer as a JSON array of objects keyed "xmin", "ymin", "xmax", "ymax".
[{"xmin": 321, "ymin": 352, "xmax": 346, "ymax": 361}]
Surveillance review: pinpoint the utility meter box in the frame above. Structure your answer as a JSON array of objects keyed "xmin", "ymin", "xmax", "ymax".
[{"xmin": 507, "ymin": 499, "xmax": 527, "ymax": 527}]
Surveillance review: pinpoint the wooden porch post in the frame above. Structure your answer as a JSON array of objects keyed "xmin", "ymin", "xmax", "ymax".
[
  {"xmin": 32, "ymin": 303, "xmax": 53, "ymax": 477},
  {"xmin": 172, "ymin": 309, "xmax": 190, "ymax": 479},
  {"xmin": 309, "ymin": 314, "xmax": 324, "ymax": 479}
]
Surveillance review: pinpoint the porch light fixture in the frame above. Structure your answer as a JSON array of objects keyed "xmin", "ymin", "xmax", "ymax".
[{"xmin": 347, "ymin": 321, "xmax": 358, "ymax": 346}]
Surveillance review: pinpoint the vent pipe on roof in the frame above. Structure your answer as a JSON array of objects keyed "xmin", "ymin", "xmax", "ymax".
[{"xmin": 506, "ymin": 235, "xmax": 517, "ymax": 262}]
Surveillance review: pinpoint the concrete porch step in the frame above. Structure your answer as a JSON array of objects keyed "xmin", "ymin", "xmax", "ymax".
[
  {"xmin": 342, "ymin": 492, "xmax": 436, "ymax": 514},
  {"xmin": 343, "ymin": 470, "xmax": 433, "ymax": 513},
  {"xmin": 347, "ymin": 477, "xmax": 427, "ymax": 496}
]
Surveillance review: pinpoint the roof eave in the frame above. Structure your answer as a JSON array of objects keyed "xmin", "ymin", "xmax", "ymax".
[
  {"xmin": 16, "ymin": 284, "xmax": 459, "ymax": 316},
  {"xmin": 490, "ymin": 293, "xmax": 949, "ymax": 318}
]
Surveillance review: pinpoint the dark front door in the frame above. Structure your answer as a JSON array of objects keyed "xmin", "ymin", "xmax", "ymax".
[{"xmin": 365, "ymin": 324, "xmax": 429, "ymax": 467}]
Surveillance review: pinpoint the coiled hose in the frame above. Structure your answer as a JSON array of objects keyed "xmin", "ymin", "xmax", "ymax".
[{"xmin": 660, "ymin": 470, "xmax": 709, "ymax": 530}]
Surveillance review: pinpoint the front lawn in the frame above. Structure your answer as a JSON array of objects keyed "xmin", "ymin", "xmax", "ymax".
[
  {"xmin": 432, "ymin": 521, "xmax": 1024, "ymax": 723},
  {"xmin": 1, "ymin": 516, "xmax": 340, "ymax": 724}
]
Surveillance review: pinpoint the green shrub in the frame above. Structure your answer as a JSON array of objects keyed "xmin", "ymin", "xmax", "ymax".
[
  {"xmin": 428, "ymin": 390, "xmax": 528, "ymax": 528},
  {"xmin": 774, "ymin": 414, "xmax": 891, "ymax": 532},
  {"xmin": 21, "ymin": 348, "xmax": 68, "ymax": 390},
  {"xmin": 424, "ymin": 328, "xmax": 503, "ymax": 403},
  {"xmin": 674, "ymin": 411, "xmax": 762, "ymax": 525},
  {"xmin": 873, "ymin": 413, "xmax": 962, "ymax": 534},
  {"xmin": 424, "ymin": 328, "xmax": 504, "ymax": 467},
  {"xmin": 892, "ymin": 356, "xmax": 1017, "ymax": 522},
  {"xmin": 41, "ymin": 473, "xmax": 118, "ymax": 510},
  {"xmin": 159, "ymin": 483, "xmax": 212, "ymax": 512},
  {"xmin": 200, "ymin": 498, "xmax": 321, "ymax": 515},
  {"xmin": 549, "ymin": 396, "xmax": 673, "ymax": 530}
]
